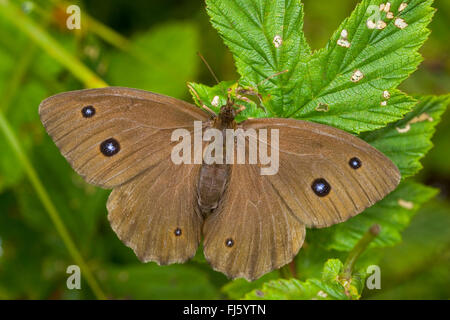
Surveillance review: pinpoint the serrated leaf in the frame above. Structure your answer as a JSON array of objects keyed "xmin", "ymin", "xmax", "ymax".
[
  {"xmin": 362, "ymin": 94, "xmax": 450, "ymax": 178},
  {"xmin": 292, "ymin": 0, "xmax": 435, "ymax": 132},
  {"xmin": 206, "ymin": 0, "xmax": 311, "ymax": 115},
  {"xmin": 207, "ymin": 0, "xmax": 435, "ymax": 134},
  {"xmin": 188, "ymin": 81, "xmax": 234, "ymax": 114},
  {"xmin": 310, "ymin": 181, "xmax": 438, "ymax": 251},
  {"xmin": 243, "ymin": 259, "xmax": 360, "ymax": 300},
  {"xmin": 188, "ymin": 81, "xmax": 267, "ymax": 121}
]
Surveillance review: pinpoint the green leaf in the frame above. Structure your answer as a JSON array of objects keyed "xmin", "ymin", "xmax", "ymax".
[
  {"xmin": 221, "ymin": 271, "xmax": 280, "ymax": 300},
  {"xmin": 107, "ymin": 21, "xmax": 200, "ymax": 99},
  {"xmin": 362, "ymin": 94, "xmax": 450, "ymax": 178},
  {"xmin": 102, "ymin": 263, "xmax": 219, "ymax": 300},
  {"xmin": 206, "ymin": 0, "xmax": 311, "ymax": 116},
  {"xmin": 311, "ymin": 180, "xmax": 438, "ymax": 251},
  {"xmin": 188, "ymin": 81, "xmax": 234, "ymax": 114},
  {"xmin": 188, "ymin": 81, "xmax": 267, "ymax": 121},
  {"xmin": 293, "ymin": 0, "xmax": 435, "ymax": 133},
  {"xmin": 243, "ymin": 259, "xmax": 361, "ymax": 300},
  {"xmin": 366, "ymin": 201, "xmax": 450, "ymax": 299},
  {"xmin": 206, "ymin": 0, "xmax": 435, "ymax": 134}
]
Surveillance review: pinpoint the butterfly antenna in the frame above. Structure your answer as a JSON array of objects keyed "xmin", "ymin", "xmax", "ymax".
[
  {"xmin": 256, "ymin": 69, "xmax": 289, "ymax": 88},
  {"xmin": 197, "ymin": 52, "xmax": 220, "ymax": 84},
  {"xmin": 187, "ymin": 83, "xmax": 216, "ymax": 116}
]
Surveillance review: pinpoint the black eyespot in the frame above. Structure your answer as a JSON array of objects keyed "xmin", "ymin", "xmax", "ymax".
[
  {"xmin": 225, "ymin": 238, "xmax": 234, "ymax": 247},
  {"xmin": 81, "ymin": 105, "xmax": 95, "ymax": 118},
  {"xmin": 311, "ymin": 178, "xmax": 331, "ymax": 197},
  {"xmin": 174, "ymin": 228, "xmax": 182, "ymax": 236},
  {"xmin": 100, "ymin": 138, "xmax": 120, "ymax": 156},
  {"xmin": 349, "ymin": 157, "xmax": 362, "ymax": 169}
]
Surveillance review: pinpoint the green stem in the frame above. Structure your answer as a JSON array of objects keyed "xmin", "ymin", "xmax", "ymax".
[
  {"xmin": 0, "ymin": 1, "xmax": 107, "ymax": 88},
  {"xmin": 0, "ymin": 1, "xmax": 108, "ymax": 299},
  {"xmin": 342, "ymin": 224, "xmax": 381, "ymax": 280},
  {"xmin": 42, "ymin": 0, "xmax": 131, "ymax": 51},
  {"xmin": 1, "ymin": 45, "xmax": 38, "ymax": 114},
  {"xmin": 0, "ymin": 112, "xmax": 107, "ymax": 300},
  {"xmin": 280, "ymin": 260, "xmax": 296, "ymax": 279}
]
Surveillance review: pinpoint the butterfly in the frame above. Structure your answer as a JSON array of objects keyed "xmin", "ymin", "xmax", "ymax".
[{"xmin": 39, "ymin": 86, "xmax": 400, "ymax": 281}]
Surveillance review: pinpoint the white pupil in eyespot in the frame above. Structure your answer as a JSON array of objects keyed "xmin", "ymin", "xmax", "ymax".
[{"xmin": 316, "ymin": 183, "xmax": 325, "ymax": 191}]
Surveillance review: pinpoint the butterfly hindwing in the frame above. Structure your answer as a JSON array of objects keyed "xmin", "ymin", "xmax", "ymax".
[
  {"xmin": 203, "ymin": 163, "xmax": 306, "ymax": 281},
  {"xmin": 107, "ymin": 160, "xmax": 203, "ymax": 265}
]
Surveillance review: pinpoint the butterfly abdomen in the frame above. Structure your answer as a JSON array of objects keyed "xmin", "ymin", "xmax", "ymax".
[{"xmin": 197, "ymin": 163, "xmax": 231, "ymax": 216}]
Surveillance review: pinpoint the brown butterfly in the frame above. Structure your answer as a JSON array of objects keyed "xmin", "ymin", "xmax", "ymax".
[{"xmin": 39, "ymin": 87, "xmax": 400, "ymax": 281}]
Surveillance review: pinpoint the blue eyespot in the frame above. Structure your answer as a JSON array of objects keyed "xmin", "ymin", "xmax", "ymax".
[
  {"xmin": 312, "ymin": 178, "xmax": 331, "ymax": 197},
  {"xmin": 349, "ymin": 157, "xmax": 362, "ymax": 169},
  {"xmin": 100, "ymin": 138, "xmax": 120, "ymax": 156},
  {"xmin": 81, "ymin": 105, "xmax": 95, "ymax": 118}
]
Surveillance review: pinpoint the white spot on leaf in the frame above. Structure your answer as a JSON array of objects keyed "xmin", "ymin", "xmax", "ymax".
[
  {"xmin": 383, "ymin": 90, "xmax": 391, "ymax": 99},
  {"xmin": 381, "ymin": 101, "xmax": 387, "ymax": 106},
  {"xmin": 410, "ymin": 113, "xmax": 433, "ymax": 124},
  {"xmin": 211, "ymin": 96, "xmax": 220, "ymax": 107},
  {"xmin": 398, "ymin": 199, "xmax": 414, "ymax": 210},
  {"xmin": 315, "ymin": 103, "xmax": 330, "ymax": 112},
  {"xmin": 273, "ymin": 35, "xmax": 283, "ymax": 48},
  {"xmin": 399, "ymin": 3, "xmax": 408, "ymax": 12},
  {"xmin": 384, "ymin": 2, "xmax": 391, "ymax": 13},
  {"xmin": 317, "ymin": 291, "xmax": 328, "ymax": 298},
  {"xmin": 396, "ymin": 124, "xmax": 411, "ymax": 133},
  {"xmin": 386, "ymin": 12, "xmax": 394, "ymax": 19},
  {"xmin": 367, "ymin": 20, "xmax": 377, "ymax": 29},
  {"xmin": 394, "ymin": 18, "xmax": 408, "ymax": 29},
  {"xmin": 337, "ymin": 29, "xmax": 351, "ymax": 48},
  {"xmin": 396, "ymin": 113, "xmax": 433, "ymax": 133},
  {"xmin": 376, "ymin": 20, "xmax": 387, "ymax": 30},
  {"xmin": 351, "ymin": 70, "xmax": 364, "ymax": 82},
  {"xmin": 337, "ymin": 39, "xmax": 351, "ymax": 48},
  {"xmin": 379, "ymin": 3, "xmax": 385, "ymax": 11}
]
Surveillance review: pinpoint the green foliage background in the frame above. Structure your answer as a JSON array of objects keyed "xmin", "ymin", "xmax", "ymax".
[{"xmin": 0, "ymin": 0, "xmax": 448, "ymax": 299}]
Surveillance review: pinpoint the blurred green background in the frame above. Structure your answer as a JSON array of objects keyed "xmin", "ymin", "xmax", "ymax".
[{"xmin": 0, "ymin": 0, "xmax": 448, "ymax": 299}]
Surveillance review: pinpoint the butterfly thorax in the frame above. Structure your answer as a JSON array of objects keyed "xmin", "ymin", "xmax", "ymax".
[
  {"xmin": 214, "ymin": 99, "xmax": 237, "ymax": 130},
  {"xmin": 197, "ymin": 101, "xmax": 237, "ymax": 216}
]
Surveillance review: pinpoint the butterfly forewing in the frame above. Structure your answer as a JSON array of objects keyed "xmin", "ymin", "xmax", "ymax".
[
  {"xmin": 39, "ymin": 87, "xmax": 209, "ymax": 188},
  {"xmin": 241, "ymin": 118, "xmax": 401, "ymax": 228}
]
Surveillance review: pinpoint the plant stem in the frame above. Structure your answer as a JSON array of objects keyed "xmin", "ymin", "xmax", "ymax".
[
  {"xmin": 1, "ymin": 44, "xmax": 40, "ymax": 114},
  {"xmin": 0, "ymin": 1, "xmax": 108, "ymax": 299},
  {"xmin": 0, "ymin": 112, "xmax": 107, "ymax": 300},
  {"xmin": 342, "ymin": 224, "xmax": 381, "ymax": 280},
  {"xmin": 45, "ymin": 0, "xmax": 131, "ymax": 51},
  {"xmin": 280, "ymin": 260, "xmax": 297, "ymax": 279},
  {"xmin": 279, "ymin": 265, "xmax": 292, "ymax": 279},
  {"xmin": 0, "ymin": 1, "xmax": 107, "ymax": 89}
]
